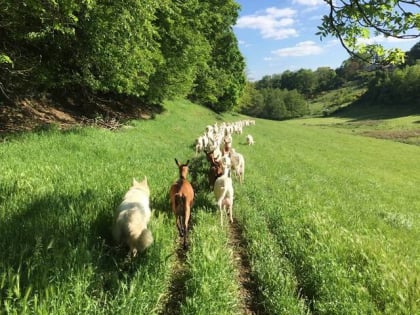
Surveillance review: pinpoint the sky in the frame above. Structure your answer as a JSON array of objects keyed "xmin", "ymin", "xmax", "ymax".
[{"xmin": 233, "ymin": 0, "xmax": 419, "ymax": 81}]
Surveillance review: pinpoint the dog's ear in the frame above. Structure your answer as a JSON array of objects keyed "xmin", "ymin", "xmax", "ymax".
[
  {"xmin": 132, "ymin": 178, "xmax": 138, "ymax": 185},
  {"xmin": 175, "ymin": 158, "xmax": 179, "ymax": 166},
  {"xmin": 138, "ymin": 176, "xmax": 149, "ymax": 191},
  {"xmin": 186, "ymin": 160, "xmax": 190, "ymax": 166}
]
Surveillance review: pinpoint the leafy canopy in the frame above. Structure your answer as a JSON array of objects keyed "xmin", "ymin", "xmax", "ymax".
[{"xmin": 317, "ymin": 0, "xmax": 420, "ymax": 65}]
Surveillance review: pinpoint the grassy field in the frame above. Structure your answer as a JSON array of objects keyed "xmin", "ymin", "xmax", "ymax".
[{"xmin": 1, "ymin": 99, "xmax": 419, "ymax": 314}]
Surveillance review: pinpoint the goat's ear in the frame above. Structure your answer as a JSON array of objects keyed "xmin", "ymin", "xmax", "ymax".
[
  {"xmin": 175, "ymin": 158, "xmax": 179, "ymax": 166},
  {"xmin": 186, "ymin": 160, "xmax": 190, "ymax": 166}
]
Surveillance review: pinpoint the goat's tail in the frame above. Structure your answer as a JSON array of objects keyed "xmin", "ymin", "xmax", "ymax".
[{"xmin": 175, "ymin": 194, "xmax": 186, "ymax": 212}]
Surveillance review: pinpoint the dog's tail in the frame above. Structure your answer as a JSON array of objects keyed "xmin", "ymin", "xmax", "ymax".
[{"xmin": 137, "ymin": 228, "xmax": 153, "ymax": 252}]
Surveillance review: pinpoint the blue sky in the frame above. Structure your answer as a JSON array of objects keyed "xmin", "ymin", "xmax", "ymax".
[{"xmin": 233, "ymin": 0, "xmax": 419, "ymax": 81}]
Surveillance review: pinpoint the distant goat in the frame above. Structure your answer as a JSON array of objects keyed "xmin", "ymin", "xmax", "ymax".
[
  {"xmin": 169, "ymin": 159, "xmax": 195, "ymax": 249},
  {"xmin": 229, "ymin": 148, "xmax": 245, "ymax": 184},
  {"xmin": 246, "ymin": 134, "xmax": 254, "ymax": 145},
  {"xmin": 195, "ymin": 135, "xmax": 208, "ymax": 156}
]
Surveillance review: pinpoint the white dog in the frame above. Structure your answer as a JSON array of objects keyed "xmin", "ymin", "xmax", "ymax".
[{"xmin": 113, "ymin": 177, "xmax": 153, "ymax": 257}]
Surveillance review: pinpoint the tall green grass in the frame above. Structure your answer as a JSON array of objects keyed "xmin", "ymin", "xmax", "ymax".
[
  {"xmin": 235, "ymin": 117, "xmax": 419, "ymax": 314},
  {"xmin": 1, "ymin": 99, "xmax": 419, "ymax": 314}
]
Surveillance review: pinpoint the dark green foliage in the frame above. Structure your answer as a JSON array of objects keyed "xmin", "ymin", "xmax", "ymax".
[
  {"xmin": 0, "ymin": 0, "xmax": 245, "ymax": 111},
  {"xmin": 77, "ymin": 0, "xmax": 162, "ymax": 96},
  {"xmin": 240, "ymin": 88, "xmax": 309, "ymax": 120},
  {"xmin": 317, "ymin": 0, "xmax": 419, "ymax": 64},
  {"xmin": 315, "ymin": 67, "xmax": 337, "ymax": 91},
  {"xmin": 336, "ymin": 57, "xmax": 369, "ymax": 82},
  {"xmin": 237, "ymin": 82, "xmax": 264, "ymax": 115},
  {"xmin": 146, "ymin": 1, "xmax": 211, "ymax": 103},
  {"xmin": 364, "ymin": 65, "xmax": 420, "ymax": 106},
  {"xmin": 407, "ymin": 40, "xmax": 420, "ymax": 65},
  {"xmin": 189, "ymin": 0, "xmax": 246, "ymax": 112},
  {"xmin": 255, "ymin": 68, "xmax": 334, "ymax": 97},
  {"xmin": 0, "ymin": 0, "xmax": 87, "ymax": 93}
]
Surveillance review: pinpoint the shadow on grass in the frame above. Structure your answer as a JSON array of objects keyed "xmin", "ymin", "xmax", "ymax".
[
  {"xmin": 330, "ymin": 99, "xmax": 420, "ymax": 122},
  {"xmin": 0, "ymin": 184, "xmax": 158, "ymax": 300}
]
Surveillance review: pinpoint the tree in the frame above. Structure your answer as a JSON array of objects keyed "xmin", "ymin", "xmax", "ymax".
[
  {"xmin": 255, "ymin": 75, "xmax": 274, "ymax": 89},
  {"xmin": 365, "ymin": 64, "xmax": 420, "ymax": 105},
  {"xmin": 336, "ymin": 57, "xmax": 368, "ymax": 82},
  {"xmin": 317, "ymin": 0, "xmax": 420, "ymax": 65},
  {"xmin": 284, "ymin": 89, "xmax": 310, "ymax": 117},
  {"xmin": 237, "ymin": 82, "xmax": 264, "ymax": 115},
  {"xmin": 77, "ymin": 0, "xmax": 162, "ymax": 96},
  {"xmin": 280, "ymin": 70, "xmax": 296, "ymax": 91},
  {"xmin": 407, "ymin": 40, "xmax": 420, "ymax": 65},
  {"xmin": 0, "ymin": 0, "xmax": 246, "ymax": 112},
  {"xmin": 294, "ymin": 69, "xmax": 317, "ymax": 97},
  {"xmin": 145, "ymin": 1, "xmax": 211, "ymax": 103},
  {"xmin": 0, "ymin": 0, "xmax": 91, "ymax": 94},
  {"xmin": 242, "ymin": 87, "xmax": 308, "ymax": 120},
  {"xmin": 314, "ymin": 67, "xmax": 337, "ymax": 91},
  {"xmin": 189, "ymin": 0, "xmax": 245, "ymax": 112}
]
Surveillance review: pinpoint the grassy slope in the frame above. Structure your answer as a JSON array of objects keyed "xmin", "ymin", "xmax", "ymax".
[
  {"xmin": 0, "ymin": 99, "xmax": 419, "ymax": 314},
  {"xmin": 235, "ymin": 116, "xmax": 419, "ymax": 313}
]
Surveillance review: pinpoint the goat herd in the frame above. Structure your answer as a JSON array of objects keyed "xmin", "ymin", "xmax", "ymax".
[
  {"xmin": 170, "ymin": 119, "xmax": 255, "ymax": 249},
  {"xmin": 113, "ymin": 119, "xmax": 255, "ymax": 256}
]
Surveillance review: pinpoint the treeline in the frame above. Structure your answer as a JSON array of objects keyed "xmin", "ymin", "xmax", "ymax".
[
  {"xmin": 239, "ymin": 85, "xmax": 309, "ymax": 120},
  {"xmin": 239, "ymin": 40, "xmax": 420, "ymax": 120},
  {"xmin": 237, "ymin": 59, "xmax": 373, "ymax": 120},
  {"xmin": 363, "ymin": 64, "xmax": 420, "ymax": 105},
  {"xmin": 0, "ymin": 0, "xmax": 245, "ymax": 112}
]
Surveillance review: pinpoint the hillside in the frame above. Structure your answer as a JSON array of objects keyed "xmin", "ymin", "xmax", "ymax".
[
  {"xmin": 2, "ymin": 84, "xmax": 419, "ymax": 147},
  {"xmin": 0, "ymin": 92, "xmax": 163, "ymax": 136},
  {"xmin": 1, "ymin": 99, "xmax": 419, "ymax": 314}
]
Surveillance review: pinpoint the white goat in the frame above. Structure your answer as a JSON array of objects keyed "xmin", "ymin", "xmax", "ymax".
[
  {"xmin": 195, "ymin": 134, "xmax": 210, "ymax": 155},
  {"xmin": 213, "ymin": 155, "xmax": 234, "ymax": 226},
  {"xmin": 246, "ymin": 134, "xmax": 254, "ymax": 145},
  {"xmin": 229, "ymin": 148, "xmax": 245, "ymax": 184}
]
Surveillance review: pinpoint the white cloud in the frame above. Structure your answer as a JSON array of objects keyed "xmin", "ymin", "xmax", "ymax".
[
  {"xmin": 271, "ymin": 41, "xmax": 323, "ymax": 57},
  {"xmin": 292, "ymin": 0, "xmax": 324, "ymax": 6},
  {"xmin": 238, "ymin": 40, "xmax": 252, "ymax": 48},
  {"xmin": 357, "ymin": 35, "xmax": 418, "ymax": 45},
  {"xmin": 235, "ymin": 7, "xmax": 298, "ymax": 40}
]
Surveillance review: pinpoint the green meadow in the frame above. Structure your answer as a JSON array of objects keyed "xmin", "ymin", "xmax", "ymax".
[{"xmin": 1, "ymin": 100, "xmax": 419, "ymax": 314}]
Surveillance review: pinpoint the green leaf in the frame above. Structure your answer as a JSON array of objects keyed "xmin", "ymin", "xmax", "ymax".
[{"xmin": 0, "ymin": 54, "xmax": 13, "ymax": 66}]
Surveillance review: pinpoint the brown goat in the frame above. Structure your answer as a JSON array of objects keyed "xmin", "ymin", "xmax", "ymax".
[
  {"xmin": 208, "ymin": 158, "xmax": 223, "ymax": 190},
  {"xmin": 169, "ymin": 159, "xmax": 194, "ymax": 249}
]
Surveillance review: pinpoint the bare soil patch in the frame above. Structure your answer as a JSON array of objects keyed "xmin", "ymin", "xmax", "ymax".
[
  {"xmin": 159, "ymin": 240, "xmax": 188, "ymax": 315},
  {"xmin": 228, "ymin": 219, "xmax": 267, "ymax": 315},
  {"xmin": 0, "ymin": 92, "xmax": 163, "ymax": 136},
  {"xmin": 361, "ymin": 129, "xmax": 420, "ymax": 144}
]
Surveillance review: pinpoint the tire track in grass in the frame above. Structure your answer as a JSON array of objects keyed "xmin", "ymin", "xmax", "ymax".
[
  {"xmin": 228, "ymin": 218, "xmax": 268, "ymax": 315},
  {"xmin": 159, "ymin": 238, "xmax": 188, "ymax": 315},
  {"xmin": 159, "ymin": 211, "xmax": 196, "ymax": 315}
]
